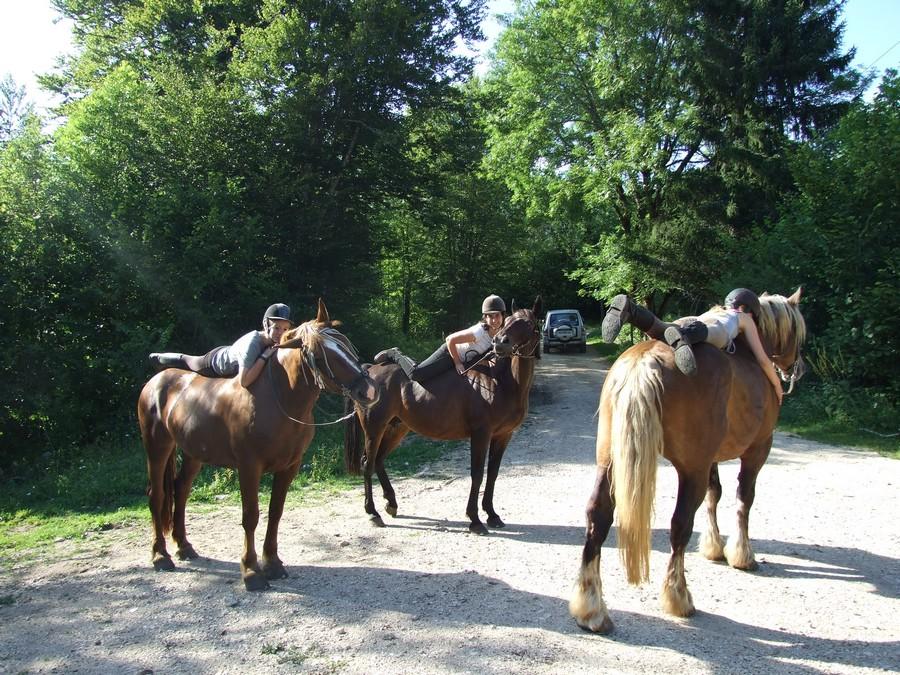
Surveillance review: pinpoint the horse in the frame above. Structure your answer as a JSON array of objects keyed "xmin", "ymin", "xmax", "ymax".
[
  {"xmin": 570, "ymin": 289, "xmax": 807, "ymax": 633},
  {"xmin": 137, "ymin": 299, "xmax": 379, "ymax": 590},
  {"xmin": 344, "ymin": 298, "xmax": 542, "ymax": 535}
]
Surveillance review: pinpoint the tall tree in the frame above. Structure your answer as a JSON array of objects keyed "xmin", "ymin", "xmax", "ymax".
[
  {"xmin": 484, "ymin": 0, "xmax": 858, "ymax": 311},
  {"xmin": 0, "ymin": 74, "xmax": 34, "ymax": 142}
]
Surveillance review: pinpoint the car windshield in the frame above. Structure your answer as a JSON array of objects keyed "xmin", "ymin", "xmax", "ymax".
[{"xmin": 549, "ymin": 313, "xmax": 579, "ymax": 326}]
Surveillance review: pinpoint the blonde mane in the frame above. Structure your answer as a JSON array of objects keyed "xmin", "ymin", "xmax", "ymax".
[{"xmin": 757, "ymin": 293, "xmax": 806, "ymax": 356}]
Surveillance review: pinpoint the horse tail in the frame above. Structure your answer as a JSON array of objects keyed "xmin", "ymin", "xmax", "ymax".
[
  {"xmin": 343, "ymin": 399, "xmax": 364, "ymax": 475},
  {"xmin": 608, "ymin": 351, "xmax": 664, "ymax": 585}
]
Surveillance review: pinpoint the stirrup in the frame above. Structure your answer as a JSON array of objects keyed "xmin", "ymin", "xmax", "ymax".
[
  {"xmin": 601, "ymin": 295, "xmax": 631, "ymax": 343},
  {"xmin": 664, "ymin": 327, "xmax": 698, "ymax": 376}
]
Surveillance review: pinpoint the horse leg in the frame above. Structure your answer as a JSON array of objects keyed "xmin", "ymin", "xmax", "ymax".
[
  {"xmin": 482, "ymin": 433, "xmax": 513, "ymax": 528},
  {"xmin": 661, "ymin": 469, "xmax": 707, "ymax": 617},
  {"xmin": 172, "ymin": 455, "xmax": 203, "ymax": 560},
  {"xmin": 570, "ymin": 464, "xmax": 616, "ymax": 633},
  {"xmin": 261, "ymin": 463, "xmax": 301, "ymax": 581},
  {"xmin": 363, "ymin": 426, "xmax": 388, "ymax": 527},
  {"xmin": 724, "ymin": 443, "xmax": 770, "ymax": 570},
  {"xmin": 699, "ymin": 462, "xmax": 726, "ymax": 561},
  {"xmin": 376, "ymin": 423, "xmax": 408, "ymax": 518},
  {"xmin": 144, "ymin": 432, "xmax": 176, "ymax": 572},
  {"xmin": 237, "ymin": 466, "xmax": 268, "ymax": 591},
  {"xmin": 466, "ymin": 429, "xmax": 492, "ymax": 535}
]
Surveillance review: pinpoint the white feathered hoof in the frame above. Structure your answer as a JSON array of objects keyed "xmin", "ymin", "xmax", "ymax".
[
  {"xmin": 699, "ymin": 530, "xmax": 725, "ymax": 561},
  {"xmin": 724, "ymin": 537, "xmax": 757, "ymax": 570}
]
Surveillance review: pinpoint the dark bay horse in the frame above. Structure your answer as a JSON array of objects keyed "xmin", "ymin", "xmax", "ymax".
[
  {"xmin": 570, "ymin": 290, "xmax": 806, "ymax": 632},
  {"xmin": 344, "ymin": 298, "xmax": 542, "ymax": 535},
  {"xmin": 137, "ymin": 300, "xmax": 378, "ymax": 590}
]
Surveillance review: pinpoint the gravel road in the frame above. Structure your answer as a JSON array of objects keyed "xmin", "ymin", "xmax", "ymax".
[{"xmin": 1, "ymin": 350, "xmax": 898, "ymax": 674}]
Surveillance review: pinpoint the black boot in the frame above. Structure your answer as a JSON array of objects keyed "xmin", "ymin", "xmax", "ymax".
[
  {"xmin": 372, "ymin": 348, "xmax": 417, "ymax": 379},
  {"xmin": 149, "ymin": 352, "xmax": 185, "ymax": 370},
  {"xmin": 663, "ymin": 321, "xmax": 708, "ymax": 376},
  {"xmin": 602, "ymin": 295, "xmax": 669, "ymax": 342}
]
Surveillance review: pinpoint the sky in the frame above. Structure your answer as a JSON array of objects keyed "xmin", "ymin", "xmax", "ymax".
[{"xmin": 1, "ymin": 0, "xmax": 898, "ymax": 115}]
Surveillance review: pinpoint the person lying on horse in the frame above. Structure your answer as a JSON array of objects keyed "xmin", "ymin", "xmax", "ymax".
[
  {"xmin": 601, "ymin": 288, "xmax": 783, "ymax": 403},
  {"xmin": 374, "ymin": 294, "xmax": 507, "ymax": 382},
  {"xmin": 149, "ymin": 303, "xmax": 293, "ymax": 388}
]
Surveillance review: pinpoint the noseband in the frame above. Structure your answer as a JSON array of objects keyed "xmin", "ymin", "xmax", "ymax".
[
  {"xmin": 773, "ymin": 353, "xmax": 805, "ymax": 396},
  {"xmin": 494, "ymin": 315, "xmax": 540, "ymax": 359}
]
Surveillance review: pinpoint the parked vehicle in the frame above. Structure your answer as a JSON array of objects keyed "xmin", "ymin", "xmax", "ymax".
[{"xmin": 542, "ymin": 309, "xmax": 587, "ymax": 353}]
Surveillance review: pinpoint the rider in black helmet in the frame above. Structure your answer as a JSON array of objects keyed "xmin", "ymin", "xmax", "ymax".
[
  {"xmin": 601, "ymin": 289, "xmax": 783, "ymax": 403},
  {"xmin": 374, "ymin": 294, "xmax": 507, "ymax": 382},
  {"xmin": 149, "ymin": 303, "xmax": 293, "ymax": 389}
]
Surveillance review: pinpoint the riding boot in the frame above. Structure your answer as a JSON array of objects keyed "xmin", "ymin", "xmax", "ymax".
[
  {"xmin": 663, "ymin": 321, "xmax": 708, "ymax": 376},
  {"xmin": 602, "ymin": 295, "xmax": 669, "ymax": 342},
  {"xmin": 149, "ymin": 352, "xmax": 185, "ymax": 370},
  {"xmin": 372, "ymin": 347, "xmax": 417, "ymax": 379}
]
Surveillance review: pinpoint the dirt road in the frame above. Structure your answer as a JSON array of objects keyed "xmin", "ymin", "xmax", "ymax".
[{"xmin": 1, "ymin": 350, "xmax": 898, "ymax": 674}]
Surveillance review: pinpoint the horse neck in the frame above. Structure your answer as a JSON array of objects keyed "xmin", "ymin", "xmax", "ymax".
[
  {"xmin": 507, "ymin": 354, "xmax": 536, "ymax": 402},
  {"xmin": 275, "ymin": 348, "xmax": 322, "ymax": 409}
]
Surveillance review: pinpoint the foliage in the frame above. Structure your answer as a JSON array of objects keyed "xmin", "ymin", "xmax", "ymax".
[{"xmin": 0, "ymin": 74, "xmax": 34, "ymax": 142}]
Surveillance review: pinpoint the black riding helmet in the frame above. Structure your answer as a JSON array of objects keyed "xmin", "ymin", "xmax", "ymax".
[
  {"xmin": 263, "ymin": 303, "xmax": 292, "ymax": 328},
  {"xmin": 481, "ymin": 294, "xmax": 506, "ymax": 314},
  {"xmin": 724, "ymin": 288, "xmax": 761, "ymax": 319}
]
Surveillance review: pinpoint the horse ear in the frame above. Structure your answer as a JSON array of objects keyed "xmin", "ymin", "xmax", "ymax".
[
  {"xmin": 787, "ymin": 286, "xmax": 802, "ymax": 305},
  {"xmin": 316, "ymin": 297, "xmax": 330, "ymax": 324},
  {"xmin": 533, "ymin": 295, "xmax": 542, "ymax": 316}
]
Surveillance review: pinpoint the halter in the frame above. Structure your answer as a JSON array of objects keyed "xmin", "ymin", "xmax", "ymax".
[
  {"xmin": 268, "ymin": 326, "xmax": 369, "ymax": 426},
  {"xmin": 773, "ymin": 354, "xmax": 805, "ymax": 397},
  {"xmin": 493, "ymin": 313, "xmax": 541, "ymax": 359}
]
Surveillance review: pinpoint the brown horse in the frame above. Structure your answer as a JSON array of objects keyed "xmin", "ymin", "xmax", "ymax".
[
  {"xmin": 570, "ymin": 290, "xmax": 806, "ymax": 632},
  {"xmin": 344, "ymin": 298, "xmax": 542, "ymax": 535},
  {"xmin": 137, "ymin": 300, "xmax": 378, "ymax": 590}
]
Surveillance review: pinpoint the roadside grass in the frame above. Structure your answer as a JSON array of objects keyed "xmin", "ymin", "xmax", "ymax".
[{"xmin": 0, "ymin": 394, "xmax": 449, "ymax": 566}]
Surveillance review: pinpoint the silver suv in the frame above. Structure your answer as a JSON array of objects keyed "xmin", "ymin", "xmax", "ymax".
[{"xmin": 542, "ymin": 309, "xmax": 587, "ymax": 353}]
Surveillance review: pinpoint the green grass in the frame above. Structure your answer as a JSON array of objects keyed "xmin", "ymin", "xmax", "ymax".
[{"xmin": 0, "ymin": 394, "xmax": 450, "ymax": 565}]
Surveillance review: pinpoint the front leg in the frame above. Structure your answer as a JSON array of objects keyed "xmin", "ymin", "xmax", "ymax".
[
  {"xmin": 237, "ymin": 467, "xmax": 268, "ymax": 591},
  {"xmin": 699, "ymin": 463, "xmax": 725, "ymax": 561},
  {"xmin": 466, "ymin": 429, "xmax": 492, "ymax": 535},
  {"xmin": 725, "ymin": 444, "xmax": 770, "ymax": 571},
  {"xmin": 261, "ymin": 463, "xmax": 301, "ymax": 580},
  {"xmin": 482, "ymin": 433, "xmax": 512, "ymax": 528}
]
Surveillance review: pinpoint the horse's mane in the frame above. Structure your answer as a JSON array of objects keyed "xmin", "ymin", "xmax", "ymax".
[
  {"xmin": 281, "ymin": 319, "xmax": 358, "ymax": 359},
  {"xmin": 757, "ymin": 293, "xmax": 806, "ymax": 356}
]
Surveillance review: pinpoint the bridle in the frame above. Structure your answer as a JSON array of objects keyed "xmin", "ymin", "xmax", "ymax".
[
  {"xmin": 268, "ymin": 326, "xmax": 370, "ymax": 426},
  {"xmin": 773, "ymin": 352, "xmax": 805, "ymax": 397},
  {"xmin": 494, "ymin": 312, "xmax": 541, "ymax": 359}
]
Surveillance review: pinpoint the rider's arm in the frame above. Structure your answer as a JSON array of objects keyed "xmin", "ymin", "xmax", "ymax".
[
  {"xmin": 238, "ymin": 345, "xmax": 277, "ymax": 388},
  {"xmin": 445, "ymin": 328, "xmax": 480, "ymax": 373},
  {"xmin": 738, "ymin": 313, "xmax": 783, "ymax": 405}
]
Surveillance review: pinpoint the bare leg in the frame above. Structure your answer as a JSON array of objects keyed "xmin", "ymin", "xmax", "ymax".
[
  {"xmin": 570, "ymin": 464, "xmax": 616, "ymax": 633},
  {"xmin": 699, "ymin": 463, "xmax": 726, "ymax": 561}
]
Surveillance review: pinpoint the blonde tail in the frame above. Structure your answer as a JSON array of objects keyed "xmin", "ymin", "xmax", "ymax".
[{"xmin": 608, "ymin": 354, "xmax": 664, "ymax": 585}]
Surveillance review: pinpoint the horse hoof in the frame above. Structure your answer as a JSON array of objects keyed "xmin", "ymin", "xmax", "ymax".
[
  {"xmin": 469, "ymin": 522, "xmax": 489, "ymax": 536},
  {"xmin": 486, "ymin": 515, "xmax": 505, "ymax": 528},
  {"xmin": 369, "ymin": 514, "xmax": 386, "ymax": 528},
  {"xmin": 176, "ymin": 545, "xmax": 198, "ymax": 560},
  {"xmin": 243, "ymin": 573, "xmax": 271, "ymax": 592},
  {"xmin": 576, "ymin": 615, "xmax": 615, "ymax": 634},
  {"xmin": 386, "ymin": 504, "xmax": 398, "ymax": 517},
  {"xmin": 152, "ymin": 553, "xmax": 175, "ymax": 571}
]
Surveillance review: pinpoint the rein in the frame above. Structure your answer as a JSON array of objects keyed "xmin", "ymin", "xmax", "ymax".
[{"xmin": 267, "ymin": 329, "xmax": 366, "ymax": 427}]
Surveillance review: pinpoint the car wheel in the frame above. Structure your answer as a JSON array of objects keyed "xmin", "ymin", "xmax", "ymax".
[{"xmin": 579, "ymin": 343, "xmax": 586, "ymax": 353}]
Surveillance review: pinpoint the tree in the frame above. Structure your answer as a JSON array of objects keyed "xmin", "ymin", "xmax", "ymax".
[
  {"xmin": 484, "ymin": 0, "xmax": 858, "ymax": 312},
  {"xmin": 0, "ymin": 74, "xmax": 34, "ymax": 142}
]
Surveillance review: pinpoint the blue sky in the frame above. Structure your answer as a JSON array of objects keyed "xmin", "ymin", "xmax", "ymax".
[{"xmin": 1, "ymin": 0, "xmax": 897, "ymax": 113}]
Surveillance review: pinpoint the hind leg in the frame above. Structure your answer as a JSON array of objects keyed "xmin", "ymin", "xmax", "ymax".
[
  {"xmin": 699, "ymin": 463, "xmax": 725, "ymax": 561},
  {"xmin": 144, "ymin": 432, "xmax": 176, "ymax": 571},
  {"xmin": 482, "ymin": 433, "xmax": 512, "ymax": 528},
  {"xmin": 376, "ymin": 422, "xmax": 408, "ymax": 517},
  {"xmin": 570, "ymin": 464, "xmax": 616, "ymax": 633},
  {"xmin": 661, "ymin": 469, "xmax": 707, "ymax": 617},
  {"xmin": 725, "ymin": 441, "xmax": 771, "ymax": 570},
  {"xmin": 362, "ymin": 426, "xmax": 389, "ymax": 527},
  {"xmin": 172, "ymin": 455, "xmax": 203, "ymax": 560}
]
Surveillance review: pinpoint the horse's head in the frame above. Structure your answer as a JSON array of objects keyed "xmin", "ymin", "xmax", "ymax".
[
  {"xmin": 280, "ymin": 299, "xmax": 379, "ymax": 408},
  {"xmin": 493, "ymin": 296, "xmax": 542, "ymax": 358},
  {"xmin": 757, "ymin": 288, "xmax": 807, "ymax": 394}
]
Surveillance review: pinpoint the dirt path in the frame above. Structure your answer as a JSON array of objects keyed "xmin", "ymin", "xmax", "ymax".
[{"xmin": 2, "ymin": 351, "xmax": 898, "ymax": 674}]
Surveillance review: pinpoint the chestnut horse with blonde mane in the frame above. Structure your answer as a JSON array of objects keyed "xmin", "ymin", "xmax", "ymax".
[
  {"xmin": 138, "ymin": 300, "xmax": 379, "ymax": 590},
  {"xmin": 344, "ymin": 298, "xmax": 542, "ymax": 535},
  {"xmin": 570, "ymin": 289, "xmax": 806, "ymax": 633}
]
